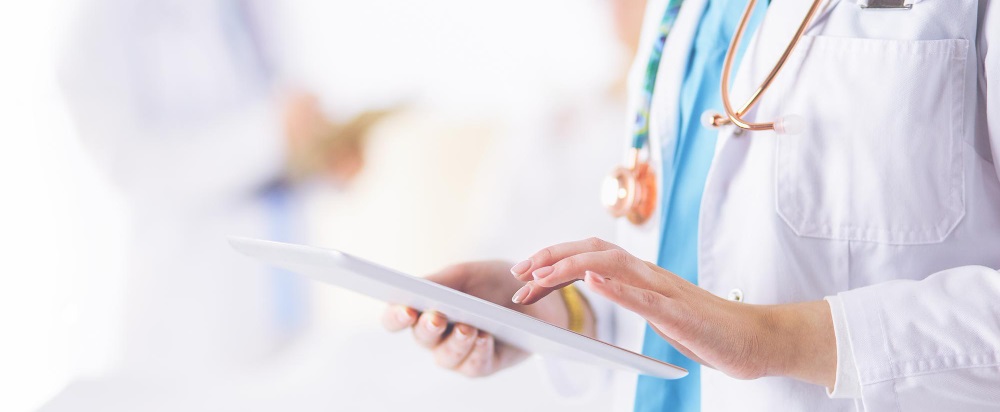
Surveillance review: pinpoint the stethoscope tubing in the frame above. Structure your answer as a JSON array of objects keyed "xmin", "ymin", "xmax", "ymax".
[{"xmin": 712, "ymin": 0, "xmax": 826, "ymax": 132}]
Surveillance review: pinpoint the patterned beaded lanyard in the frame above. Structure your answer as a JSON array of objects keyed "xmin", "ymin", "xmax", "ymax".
[
  {"xmin": 632, "ymin": 0, "xmax": 685, "ymax": 150},
  {"xmin": 601, "ymin": 0, "xmax": 686, "ymax": 225}
]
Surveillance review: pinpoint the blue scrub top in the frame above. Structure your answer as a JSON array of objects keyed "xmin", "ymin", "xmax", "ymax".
[{"xmin": 634, "ymin": 1, "xmax": 768, "ymax": 411}]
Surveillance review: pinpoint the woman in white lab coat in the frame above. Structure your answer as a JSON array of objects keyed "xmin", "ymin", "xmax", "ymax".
[{"xmin": 384, "ymin": 0, "xmax": 1000, "ymax": 411}]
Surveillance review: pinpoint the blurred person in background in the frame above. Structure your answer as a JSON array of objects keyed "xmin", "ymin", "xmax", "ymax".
[{"xmin": 58, "ymin": 0, "xmax": 381, "ymax": 379}]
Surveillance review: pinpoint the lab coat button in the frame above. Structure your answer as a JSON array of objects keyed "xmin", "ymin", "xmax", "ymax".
[{"xmin": 727, "ymin": 288, "xmax": 744, "ymax": 302}]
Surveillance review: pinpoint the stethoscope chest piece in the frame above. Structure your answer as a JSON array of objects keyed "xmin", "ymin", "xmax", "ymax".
[{"xmin": 602, "ymin": 150, "xmax": 657, "ymax": 225}]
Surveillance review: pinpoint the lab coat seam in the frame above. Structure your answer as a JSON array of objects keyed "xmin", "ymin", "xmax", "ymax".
[
  {"xmin": 776, "ymin": 225, "xmax": 950, "ymax": 246},
  {"xmin": 840, "ymin": 282, "xmax": 893, "ymax": 384},
  {"xmin": 890, "ymin": 377, "xmax": 904, "ymax": 412},
  {"xmin": 886, "ymin": 351, "xmax": 1000, "ymax": 375},
  {"xmin": 853, "ymin": 397, "xmax": 865, "ymax": 412},
  {"xmin": 875, "ymin": 299, "xmax": 896, "ymax": 379},
  {"xmin": 773, "ymin": 123, "xmax": 806, "ymax": 239},
  {"xmin": 948, "ymin": 37, "xmax": 970, "ymax": 239},
  {"xmin": 860, "ymin": 357, "xmax": 1000, "ymax": 385},
  {"xmin": 845, "ymin": 239, "xmax": 853, "ymax": 291},
  {"xmin": 772, "ymin": 206, "xmax": 960, "ymax": 247},
  {"xmin": 873, "ymin": 301, "xmax": 904, "ymax": 411},
  {"xmin": 805, "ymin": 36, "xmax": 967, "ymax": 57}
]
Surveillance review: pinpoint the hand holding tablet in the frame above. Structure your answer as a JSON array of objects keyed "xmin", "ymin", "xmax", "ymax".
[{"xmin": 380, "ymin": 260, "xmax": 565, "ymax": 377}]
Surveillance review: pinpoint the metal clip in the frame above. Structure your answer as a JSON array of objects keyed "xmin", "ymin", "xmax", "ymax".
[{"xmin": 860, "ymin": 0, "xmax": 912, "ymax": 9}]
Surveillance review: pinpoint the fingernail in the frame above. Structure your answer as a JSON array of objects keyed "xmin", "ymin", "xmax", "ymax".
[
  {"xmin": 532, "ymin": 266, "xmax": 554, "ymax": 280},
  {"xmin": 512, "ymin": 284, "xmax": 531, "ymax": 304},
  {"xmin": 585, "ymin": 271, "xmax": 606, "ymax": 285},
  {"xmin": 396, "ymin": 307, "xmax": 412, "ymax": 324},
  {"xmin": 426, "ymin": 314, "xmax": 445, "ymax": 331},
  {"xmin": 475, "ymin": 337, "xmax": 488, "ymax": 347},
  {"xmin": 511, "ymin": 259, "xmax": 531, "ymax": 276},
  {"xmin": 455, "ymin": 324, "xmax": 474, "ymax": 339}
]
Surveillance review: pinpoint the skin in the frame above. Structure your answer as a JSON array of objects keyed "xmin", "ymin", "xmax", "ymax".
[
  {"xmin": 383, "ymin": 237, "xmax": 836, "ymax": 389},
  {"xmin": 283, "ymin": 91, "xmax": 366, "ymax": 184},
  {"xmin": 381, "ymin": 261, "xmax": 595, "ymax": 378}
]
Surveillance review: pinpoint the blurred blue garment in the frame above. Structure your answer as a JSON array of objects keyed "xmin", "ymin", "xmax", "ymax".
[{"xmin": 263, "ymin": 183, "xmax": 306, "ymax": 333}]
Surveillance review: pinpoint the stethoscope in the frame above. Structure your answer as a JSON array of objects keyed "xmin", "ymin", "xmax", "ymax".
[{"xmin": 602, "ymin": 0, "xmax": 824, "ymax": 225}]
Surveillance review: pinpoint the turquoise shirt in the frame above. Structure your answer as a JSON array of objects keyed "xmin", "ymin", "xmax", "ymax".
[{"xmin": 634, "ymin": 1, "xmax": 768, "ymax": 411}]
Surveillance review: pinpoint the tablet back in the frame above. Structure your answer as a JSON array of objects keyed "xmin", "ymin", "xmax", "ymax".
[{"xmin": 229, "ymin": 237, "xmax": 687, "ymax": 380}]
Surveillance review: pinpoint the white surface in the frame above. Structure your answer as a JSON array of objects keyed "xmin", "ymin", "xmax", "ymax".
[
  {"xmin": 229, "ymin": 237, "xmax": 687, "ymax": 380},
  {"xmin": 39, "ymin": 315, "xmax": 610, "ymax": 412}
]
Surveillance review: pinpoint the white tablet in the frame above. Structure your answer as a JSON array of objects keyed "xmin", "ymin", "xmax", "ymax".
[{"xmin": 229, "ymin": 237, "xmax": 687, "ymax": 379}]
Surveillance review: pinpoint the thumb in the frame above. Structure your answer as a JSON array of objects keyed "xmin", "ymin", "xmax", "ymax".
[{"xmin": 424, "ymin": 264, "xmax": 470, "ymax": 291}]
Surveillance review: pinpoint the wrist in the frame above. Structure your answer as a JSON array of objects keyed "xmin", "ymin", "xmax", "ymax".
[{"xmin": 761, "ymin": 301, "xmax": 837, "ymax": 388}]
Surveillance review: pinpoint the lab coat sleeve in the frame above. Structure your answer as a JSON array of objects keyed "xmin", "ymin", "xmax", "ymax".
[
  {"xmin": 828, "ymin": 266, "xmax": 1000, "ymax": 411},
  {"xmin": 578, "ymin": 284, "xmax": 618, "ymax": 345},
  {"xmin": 538, "ymin": 284, "xmax": 618, "ymax": 397}
]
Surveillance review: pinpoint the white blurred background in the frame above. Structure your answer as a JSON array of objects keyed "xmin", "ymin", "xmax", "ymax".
[{"xmin": 0, "ymin": 0, "xmax": 643, "ymax": 410}]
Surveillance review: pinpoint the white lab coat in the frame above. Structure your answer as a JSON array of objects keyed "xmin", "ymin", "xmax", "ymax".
[
  {"xmin": 591, "ymin": 0, "xmax": 1000, "ymax": 410},
  {"xmin": 60, "ymin": 0, "xmax": 303, "ymax": 374}
]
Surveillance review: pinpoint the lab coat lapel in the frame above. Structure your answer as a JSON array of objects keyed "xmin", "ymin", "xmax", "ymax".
[
  {"xmin": 616, "ymin": 0, "xmax": 707, "ymax": 263},
  {"xmin": 698, "ymin": 0, "xmax": 829, "ymax": 279},
  {"xmin": 702, "ymin": 0, "xmax": 829, "ymax": 213}
]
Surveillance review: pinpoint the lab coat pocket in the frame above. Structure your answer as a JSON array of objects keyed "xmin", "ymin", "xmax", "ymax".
[{"xmin": 773, "ymin": 35, "xmax": 968, "ymax": 245}]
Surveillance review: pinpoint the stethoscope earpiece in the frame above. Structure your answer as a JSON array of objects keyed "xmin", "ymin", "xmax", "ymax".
[
  {"xmin": 713, "ymin": 0, "xmax": 821, "ymax": 135},
  {"xmin": 773, "ymin": 115, "xmax": 804, "ymax": 135},
  {"xmin": 702, "ymin": 110, "xmax": 804, "ymax": 135},
  {"xmin": 701, "ymin": 111, "xmax": 723, "ymax": 129}
]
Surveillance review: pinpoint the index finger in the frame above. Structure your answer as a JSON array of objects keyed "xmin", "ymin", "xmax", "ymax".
[
  {"xmin": 531, "ymin": 248, "xmax": 657, "ymax": 290},
  {"xmin": 509, "ymin": 237, "xmax": 622, "ymax": 282}
]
